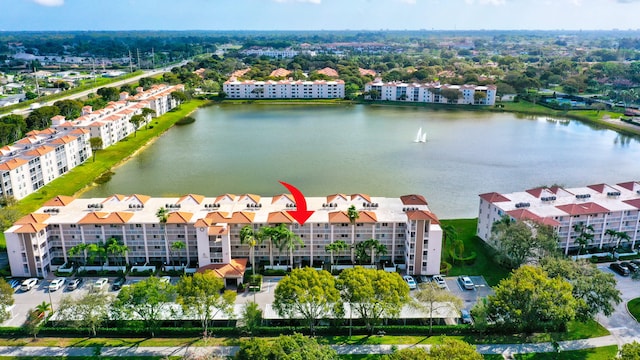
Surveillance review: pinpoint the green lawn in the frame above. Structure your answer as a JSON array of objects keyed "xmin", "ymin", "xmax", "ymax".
[
  {"xmin": 440, "ymin": 218, "xmax": 511, "ymax": 286},
  {"xmin": 628, "ymin": 298, "xmax": 640, "ymax": 322},
  {"xmin": 511, "ymin": 345, "xmax": 617, "ymax": 360}
]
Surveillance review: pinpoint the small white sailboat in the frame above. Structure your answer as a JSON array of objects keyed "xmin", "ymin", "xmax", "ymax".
[{"xmin": 414, "ymin": 127, "xmax": 427, "ymax": 143}]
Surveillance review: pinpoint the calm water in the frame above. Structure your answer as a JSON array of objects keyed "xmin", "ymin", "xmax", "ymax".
[{"xmin": 82, "ymin": 104, "xmax": 640, "ymax": 219}]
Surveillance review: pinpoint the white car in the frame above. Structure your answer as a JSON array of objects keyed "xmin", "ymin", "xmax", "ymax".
[
  {"xmin": 160, "ymin": 276, "xmax": 171, "ymax": 285},
  {"xmin": 403, "ymin": 275, "xmax": 417, "ymax": 290},
  {"xmin": 458, "ymin": 276, "xmax": 475, "ymax": 290},
  {"xmin": 48, "ymin": 278, "xmax": 66, "ymax": 292},
  {"xmin": 92, "ymin": 278, "xmax": 109, "ymax": 291},
  {"xmin": 20, "ymin": 278, "xmax": 39, "ymax": 292},
  {"xmin": 432, "ymin": 275, "xmax": 447, "ymax": 289}
]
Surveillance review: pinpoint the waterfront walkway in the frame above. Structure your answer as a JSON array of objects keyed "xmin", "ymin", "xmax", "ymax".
[{"xmin": 0, "ymin": 335, "xmax": 621, "ymax": 358}]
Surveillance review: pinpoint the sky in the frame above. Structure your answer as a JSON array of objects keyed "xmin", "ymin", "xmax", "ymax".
[{"xmin": 2, "ymin": 0, "xmax": 640, "ymax": 31}]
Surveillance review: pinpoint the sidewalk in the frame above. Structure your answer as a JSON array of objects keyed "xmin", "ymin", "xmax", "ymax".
[{"xmin": 0, "ymin": 335, "xmax": 620, "ymax": 357}]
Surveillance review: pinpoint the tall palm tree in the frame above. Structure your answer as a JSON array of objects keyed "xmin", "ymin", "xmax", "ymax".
[
  {"xmin": 67, "ymin": 243, "xmax": 88, "ymax": 267},
  {"xmin": 356, "ymin": 238, "xmax": 387, "ymax": 265},
  {"xmin": 259, "ymin": 226, "xmax": 277, "ymax": 267},
  {"xmin": 156, "ymin": 207, "xmax": 169, "ymax": 264},
  {"xmin": 325, "ymin": 240, "xmax": 349, "ymax": 266},
  {"xmin": 347, "ymin": 205, "xmax": 359, "ymax": 262},
  {"xmin": 240, "ymin": 225, "xmax": 262, "ymax": 275},
  {"xmin": 573, "ymin": 223, "xmax": 595, "ymax": 256},
  {"xmin": 106, "ymin": 237, "xmax": 129, "ymax": 267},
  {"xmin": 274, "ymin": 223, "xmax": 303, "ymax": 269},
  {"xmin": 170, "ymin": 241, "xmax": 186, "ymax": 267},
  {"xmin": 87, "ymin": 242, "xmax": 107, "ymax": 268},
  {"xmin": 35, "ymin": 301, "xmax": 51, "ymax": 316},
  {"xmin": 606, "ymin": 229, "xmax": 631, "ymax": 254}
]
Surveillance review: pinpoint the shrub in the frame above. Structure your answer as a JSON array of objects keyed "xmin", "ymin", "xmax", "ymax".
[
  {"xmin": 263, "ymin": 269, "xmax": 288, "ymax": 276},
  {"xmin": 175, "ymin": 116, "xmax": 195, "ymax": 125}
]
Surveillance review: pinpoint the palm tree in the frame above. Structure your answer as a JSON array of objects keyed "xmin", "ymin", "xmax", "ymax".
[
  {"xmin": 35, "ymin": 301, "xmax": 51, "ymax": 316},
  {"xmin": 87, "ymin": 242, "xmax": 107, "ymax": 268},
  {"xmin": 170, "ymin": 241, "xmax": 186, "ymax": 268},
  {"xmin": 240, "ymin": 225, "xmax": 262, "ymax": 275},
  {"xmin": 573, "ymin": 223, "xmax": 595, "ymax": 256},
  {"xmin": 325, "ymin": 240, "xmax": 349, "ymax": 266},
  {"xmin": 274, "ymin": 223, "xmax": 303, "ymax": 270},
  {"xmin": 67, "ymin": 243, "xmax": 89, "ymax": 267},
  {"xmin": 105, "ymin": 237, "xmax": 129, "ymax": 267},
  {"xmin": 347, "ymin": 205, "xmax": 359, "ymax": 262},
  {"xmin": 606, "ymin": 229, "xmax": 631, "ymax": 254},
  {"xmin": 258, "ymin": 226, "xmax": 277, "ymax": 267},
  {"xmin": 356, "ymin": 238, "xmax": 387, "ymax": 265},
  {"xmin": 156, "ymin": 207, "xmax": 169, "ymax": 264}
]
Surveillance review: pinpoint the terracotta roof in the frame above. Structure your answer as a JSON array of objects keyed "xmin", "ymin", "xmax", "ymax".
[
  {"xmin": 328, "ymin": 211, "xmax": 351, "ymax": 224},
  {"xmin": 326, "ymin": 194, "xmax": 348, "ymax": 203},
  {"xmin": 556, "ymin": 202, "xmax": 610, "ymax": 216},
  {"xmin": 617, "ymin": 181, "xmax": 638, "ymax": 191},
  {"xmin": 231, "ymin": 68, "xmax": 251, "ymax": 78},
  {"xmin": 239, "ymin": 194, "xmax": 261, "ymax": 204},
  {"xmin": 78, "ymin": 212, "xmax": 134, "ymax": 224},
  {"xmin": 271, "ymin": 194, "xmax": 294, "ymax": 204},
  {"xmin": 507, "ymin": 209, "xmax": 560, "ymax": 227},
  {"xmin": 103, "ymin": 194, "xmax": 127, "ymax": 203},
  {"xmin": 358, "ymin": 211, "xmax": 377, "ymax": 223},
  {"xmin": 329, "ymin": 211, "xmax": 375, "ymax": 224},
  {"xmin": 194, "ymin": 218, "xmax": 211, "ymax": 228},
  {"xmin": 526, "ymin": 188, "xmax": 545, "ymax": 198},
  {"xmin": 229, "ymin": 211, "xmax": 255, "ymax": 224},
  {"xmin": 316, "ymin": 67, "xmax": 339, "ymax": 77},
  {"xmin": 358, "ymin": 68, "xmax": 377, "ymax": 77},
  {"xmin": 177, "ymin": 194, "xmax": 205, "ymax": 205},
  {"xmin": 25, "ymin": 145, "xmax": 55, "ymax": 157},
  {"xmin": 351, "ymin": 193, "xmax": 371, "ymax": 203},
  {"xmin": 0, "ymin": 158, "xmax": 28, "ymax": 171},
  {"xmin": 43, "ymin": 195, "xmax": 75, "ymax": 206},
  {"xmin": 406, "ymin": 210, "xmax": 440, "ymax": 224},
  {"xmin": 207, "ymin": 212, "xmax": 230, "ymax": 223},
  {"xmin": 70, "ymin": 129, "xmax": 90, "ymax": 135},
  {"xmin": 479, "ymin": 192, "xmax": 510, "ymax": 203},
  {"xmin": 51, "ymin": 115, "xmax": 66, "ymax": 122},
  {"xmin": 269, "ymin": 68, "xmax": 291, "ymax": 78},
  {"xmin": 400, "ymin": 194, "xmax": 429, "ymax": 206},
  {"xmin": 166, "ymin": 211, "xmax": 193, "ymax": 224},
  {"xmin": 587, "ymin": 184, "xmax": 607, "ymax": 193},
  {"xmin": 15, "ymin": 223, "xmax": 47, "ymax": 233},
  {"xmin": 128, "ymin": 194, "xmax": 151, "ymax": 204},
  {"xmin": 16, "ymin": 213, "xmax": 50, "ymax": 224},
  {"xmin": 623, "ymin": 199, "xmax": 640, "ymax": 209},
  {"xmin": 50, "ymin": 135, "xmax": 76, "ymax": 145},
  {"xmin": 267, "ymin": 211, "xmax": 295, "ymax": 224},
  {"xmin": 196, "ymin": 258, "xmax": 247, "ymax": 279},
  {"xmin": 215, "ymin": 194, "xmax": 236, "ymax": 202},
  {"xmin": 208, "ymin": 225, "xmax": 228, "ymax": 236}
]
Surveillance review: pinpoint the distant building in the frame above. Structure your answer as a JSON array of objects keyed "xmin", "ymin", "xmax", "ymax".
[
  {"xmin": 269, "ymin": 68, "xmax": 292, "ymax": 78},
  {"xmin": 477, "ymin": 182, "xmax": 640, "ymax": 255},
  {"xmin": 364, "ymin": 79, "xmax": 497, "ymax": 106},
  {"xmin": 223, "ymin": 78, "xmax": 345, "ymax": 99},
  {"xmin": 315, "ymin": 67, "xmax": 339, "ymax": 78},
  {"xmin": 241, "ymin": 47, "xmax": 299, "ymax": 58},
  {"xmin": 5, "ymin": 193, "xmax": 442, "ymax": 279}
]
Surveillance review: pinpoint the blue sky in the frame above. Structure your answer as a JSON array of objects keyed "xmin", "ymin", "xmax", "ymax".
[{"xmin": 2, "ymin": 0, "xmax": 640, "ymax": 31}]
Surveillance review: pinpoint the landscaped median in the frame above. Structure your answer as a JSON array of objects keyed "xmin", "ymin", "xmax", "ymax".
[{"xmin": 0, "ymin": 99, "xmax": 208, "ymax": 248}]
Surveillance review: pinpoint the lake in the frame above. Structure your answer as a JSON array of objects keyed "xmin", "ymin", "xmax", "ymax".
[{"xmin": 81, "ymin": 104, "xmax": 640, "ymax": 219}]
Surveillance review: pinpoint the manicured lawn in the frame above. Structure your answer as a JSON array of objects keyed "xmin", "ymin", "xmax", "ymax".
[
  {"xmin": 0, "ymin": 336, "xmax": 235, "ymax": 347},
  {"xmin": 440, "ymin": 218, "xmax": 511, "ymax": 286},
  {"xmin": 511, "ymin": 345, "xmax": 618, "ymax": 360},
  {"xmin": 0, "ymin": 99, "xmax": 207, "ymax": 249},
  {"xmin": 462, "ymin": 320, "xmax": 609, "ymax": 345},
  {"xmin": 628, "ymin": 297, "xmax": 640, "ymax": 322}
]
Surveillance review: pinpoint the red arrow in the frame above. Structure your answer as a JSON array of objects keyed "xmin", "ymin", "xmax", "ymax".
[{"xmin": 279, "ymin": 181, "xmax": 314, "ymax": 225}]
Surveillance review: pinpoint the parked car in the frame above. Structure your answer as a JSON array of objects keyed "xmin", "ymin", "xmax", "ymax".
[
  {"xmin": 20, "ymin": 278, "xmax": 39, "ymax": 292},
  {"xmin": 417, "ymin": 275, "xmax": 429, "ymax": 284},
  {"xmin": 621, "ymin": 261, "xmax": 639, "ymax": 273},
  {"xmin": 48, "ymin": 278, "xmax": 66, "ymax": 292},
  {"xmin": 112, "ymin": 277, "xmax": 126, "ymax": 291},
  {"xmin": 66, "ymin": 278, "xmax": 83, "ymax": 291},
  {"xmin": 403, "ymin": 275, "xmax": 417, "ymax": 290},
  {"xmin": 92, "ymin": 278, "xmax": 109, "ymax": 291},
  {"xmin": 460, "ymin": 309, "xmax": 473, "ymax": 324},
  {"xmin": 432, "ymin": 275, "xmax": 447, "ymax": 289},
  {"xmin": 458, "ymin": 275, "xmax": 475, "ymax": 290},
  {"xmin": 610, "ymin": 262, "xmax": 630, "ymax": 276},
  {"xmin": 631, "ymin": 259, "xmax": 640, "ymax": 268}
]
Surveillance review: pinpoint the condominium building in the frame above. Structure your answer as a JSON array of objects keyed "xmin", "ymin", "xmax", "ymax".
[
  {"xmin": 0, "ymin": 128, "xmax": 91, "ymax": 199},
  {"xmin": 477, "ymin": 182, "xmax": 640, "ymax": 254},
  {"xmin": 124, "ymin": 84, "xmax": 185, "ymax": 117},
  {"xmin": 364, "ymin": 79, "xmax": 497, "ymax": 105},
  {"xmin": 5, "ymin": 193, "xmax": 443, "ymax": 279},
  {"xmin": 223, "ymin": 78, "xmax": 345, "ymax": 99}
]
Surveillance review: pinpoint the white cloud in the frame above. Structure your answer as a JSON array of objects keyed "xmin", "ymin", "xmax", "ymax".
[
  {"xmin": 273, "ymin": 0, "xmax": 321, "ymax": 4},
  {"xmin": 397, "ymin": 0, "xmax": 417, "ymax": 4},
  {"xmin": 31, "ymin": 0, "xmax": 64, "ymax": 6},
  {"xmin": 464, "ymin": 0, "xmax": 506, "ymax": 5}
]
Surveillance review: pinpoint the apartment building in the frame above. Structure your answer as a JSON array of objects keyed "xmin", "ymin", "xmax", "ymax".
[
  {"xmin": 223, "ymin": 78, "xmax": 345, "ymax": 99},
  {"xmin": 125, "ymin": 84, "xmax": 185, "ymax": 117},
  {"xmin": 364, "ymin": 79, "xmax": 497, "ymax": 105},
  {"xmin": 477, "ymin": 182, "xmax": 640, "ymax": 255},
  {"xmin": 0, "ymin": 128, "xmax": 91, "ymax": 200},
  {"xmin": 5, "ymin": 193, "xmax": 443, "ymax": 279}
]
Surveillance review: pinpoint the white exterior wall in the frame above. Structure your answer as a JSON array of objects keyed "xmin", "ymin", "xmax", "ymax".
[
  {"xmin": 365, "ymin": 81, "xmax": 497, "ymax": 105},
  {"xmin": 223, "ymin": 79, "xmax": 345, "ymax": 99}
]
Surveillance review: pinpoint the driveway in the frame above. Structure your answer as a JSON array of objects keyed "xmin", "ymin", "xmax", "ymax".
[{"xmin": 595, "ymin": 264, "xmax": 640, "ymax": 346}]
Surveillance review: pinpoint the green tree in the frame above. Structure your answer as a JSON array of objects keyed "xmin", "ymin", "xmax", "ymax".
[
  {"xmin": 274, "ymin": 223, "xmax": 303, "ymax": 269},
  {"xmin": 170, "ymin": 90, "xmax": 188, "ymax": 105},
  {"xmin": 573, "ymin": 223, "xmax": 595, "ymax": 255},
  {"xmin": 440, "ymin": 88, "xmax": 461, "ymax": 104},
  {"xmin": 606, "ymin": 229, "xmax": 631, "ymax": 253},
  {"xmin": 67, "ymin": 243, "xmax": 89, "ymax": 266},
  {"xmin": 240, "ymin": 225, "xmax": 262, "ymax": 275},
  {"xmin": 53, "ymin": 99, "xmax": 83, "ymax": 120},
  {"xmin": 111, "ymin": 276, "xmax": 176, "ymax": 337},
  {"xmin": 235, "ymin": 333, "xmax": 338, "ymax": 360},
  {"xmin": 96, "ymin": 87, "xmax": 120, "ymax": 102},
  {"xmin": 170, "ymin": 241, "xmax": 185, "ymax": 267},
  {"xmin": 86, "ymin": 242, "xmax": 107, "ymax": 267},
  {"xmin": 129, "ymin": 114, "xmax": 144, "ymax": 137},
  {"xmin": 0, "ymin": 279, "xmax": 14, "ymax": 322},
  {"xmin": 325, "ymin": 240, "xmax": 349, "ymax": 266},
  {"xmin": 356, "ymin": 238, "xmax": 387, "ymax": 265},
  {"xmin": 382, "ymin": 338, "xmax": 482, "ymax": 360},
  {"xmin": 105, "ymin": 237, "xmax": 128, "ymax": 267},
  {"xmin": 176, "ymin": 270, "xmax": 236, "ymax": 337},
  {"xmin": 56, "ymin": 292, "xmax": 111, "ymax": 336},
  {"xmin": 337, "ymin": 267, "xmax": 410, "ymax": 334},
  {"xmin": 490, "ymin": 221, "xmax": 535, "ymax": 267},
  {"xmin": 156, "ymin": 207, "xmax": 169, "ymax": 263},
  {"xmin": 414, "ymin": 283, "xmax": 463, "ymax": 334},
  {"xmin": 273, "ymin": 267, "xmax": 342, "ymax": 334},
  {"xmin": 540, "ymin": 257, "xmax": 621, "ymax": 321},
  {"xmin": 487, "ymin": 265, "xmax": 577, "ymax": 332},
  {"xmin": 141, "ymin": 107, "xmax": 155, "ymax": 129},
  {"xmin": 473, "ymin": 92, "xmax": 487, "ymax": 104},
  {"xmin": 347, "ymin": 204, "xmax": 359, "ymax": 262},
  {"xmin": 25, "ymin": 105, "xmax": 59, "ymax": 129},
  {"xmin": 620, "ymin": 341, "xmax": 640, "ymax": 360},
  {"xmin": 240, "ymin": 301, "xmax": 262, "ymax": 337},
  {"xmin": 89, "ymin": 137, "xmax": 103, "ymax": 162}
]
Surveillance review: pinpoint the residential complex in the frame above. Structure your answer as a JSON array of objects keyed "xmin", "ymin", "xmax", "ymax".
[
  {"xmin": 0, "ymin": 128, "xmax": 91, "ymax": 199},
  {"xmin": 223, "ymin": 78, "xmax": 345, "ymax": 99},
  {"xmin": 364, "ymin": 79, "xmax": 497, "ymax": 105},
  {"xmin": 477, "ymin": 182, "xmax": 640, "ymax": 254},
  {"xmin": 4, "ymin": 193, "xmax": 443, "ymax": 281}
]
